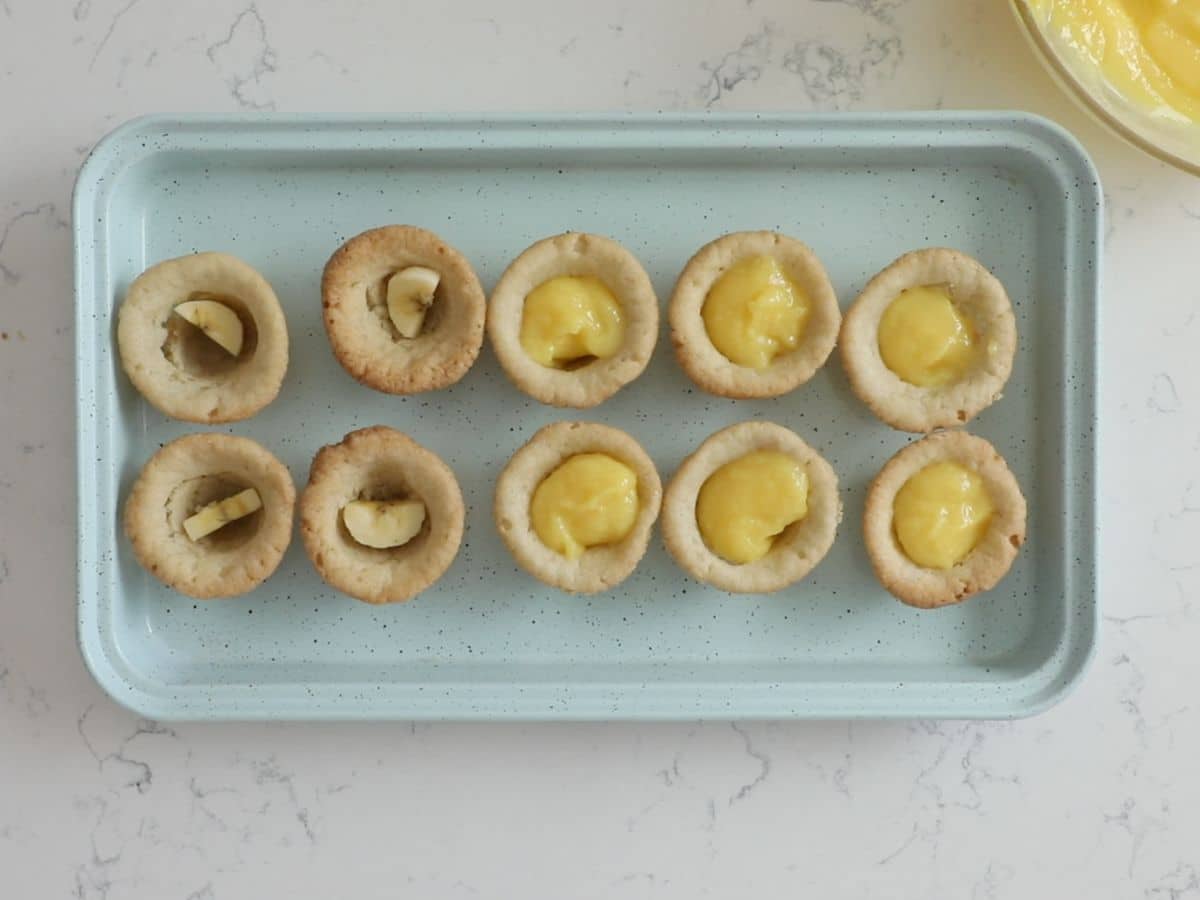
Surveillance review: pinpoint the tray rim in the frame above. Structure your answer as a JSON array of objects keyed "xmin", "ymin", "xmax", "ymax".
[{"xmin": 74, "ymin": 111, "xmax": 1101, "ymax": 721}]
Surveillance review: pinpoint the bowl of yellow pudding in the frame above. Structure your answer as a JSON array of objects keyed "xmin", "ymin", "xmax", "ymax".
[{"xmin": 1012, "ymin": 0, "xmax": 1200, "ymax": 173}]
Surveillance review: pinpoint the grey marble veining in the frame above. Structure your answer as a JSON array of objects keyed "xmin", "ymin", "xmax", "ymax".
[{"xmin": 1, "ymin": 0, "xmax": 1198, "ymax": 897}]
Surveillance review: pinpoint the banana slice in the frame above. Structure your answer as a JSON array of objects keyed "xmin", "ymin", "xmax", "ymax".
[
  {"xmin": 174, "ymin": 299, "xmax": 245, "ymax": 356},
  {"xmin": 386, "ymin": 267, "xmax": 440, "ymax": 338},
  {"xmin": 342, "ymin": 499, "xmax": 426, "ymax": 549},
  {"xmin": 183, "ymin": 488, "xmax": 262, "ymax": 541}
]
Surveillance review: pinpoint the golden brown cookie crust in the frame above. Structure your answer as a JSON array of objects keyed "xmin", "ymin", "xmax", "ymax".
[
  {"xmin": 840, "ymin": 248, "xmax": 1017, "ymax": 432},
  {"xmin": 123, "ymin": 433, "xmax": 296, "ymax": 599},
  {"xmin": 661, "ymin": 421, "xmax": 841, "ymax": 593},
  {"xmin": 117, "ymin": 252, "xmax": 289, "ymax": 423},
  {"xmin": 494, "ymin": 421, "xmax": 662, "ymax": 594},
  {"xmin": 322, "ymin": 226, "xmax": 486, "ymax": 394},
  {"xmin": 864, "ymin": 431, "xmax": 1026, "ymax": 609},
  {"xmin": 487, "ymin": 232, "xmax": 658, "ymax": 408},
  {"xmin": 669, "ymin": 231, "xmax": 841, "ymax": 399},
  {"xmin": 299, "ymin": 426, "xmax": 465, "ymax": 605}
]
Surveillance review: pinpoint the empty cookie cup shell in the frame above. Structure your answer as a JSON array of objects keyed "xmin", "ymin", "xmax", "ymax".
[
  {"xmin": 669, "ymin": 231, "xmax": 841, "ymax": 398},
  {"xmin": 661, "ymin": 420, "xmax": 841, "ymax": 593},
  {"xmin": 123, "ymin": 433, "xmax": 296, "ymax": 599},
  {"xmin": 322, "ymin": 225, "xmax": 486, "ymax": 394},
  {"xmin": 494, "ymin": 421, "xmax": 662, "ymax": 594},
  {"xmin": 840, "ymin": 248, "xmax": 1017, "ymax": 432},
  {"xmin": 487, "ymin": 232, "xmax": 659, "ymax": 408},
  {"xmin": 864, "ymin": 430, "xmax": 1026, "ymax": 609},
  {"xmin": 116, "ymin": 252, "xmax": 289, "ymax": 423},
  {"xmin": 300, "ymin": 426, "xmax": 465, "ymax": 604}
]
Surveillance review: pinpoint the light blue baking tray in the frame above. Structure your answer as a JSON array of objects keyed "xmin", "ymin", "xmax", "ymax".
[{"xmin": 74, "ymin": 113, "xmax": 1101, "ymax": 720}]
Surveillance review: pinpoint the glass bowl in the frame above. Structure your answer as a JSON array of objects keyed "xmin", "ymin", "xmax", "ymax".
[{"xmin": 1010, "ymin": 0, "xmax": 1200, "ymax": 175}]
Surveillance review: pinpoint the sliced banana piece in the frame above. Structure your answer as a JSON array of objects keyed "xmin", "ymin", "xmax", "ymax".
[
  {"xmin": 174, "ymin": 299, "xmax": 245, "ymax": 356},
  {"xmin": 386, "ymin": 267, "xmax": 440, "ymax": 338},
  {"xmin": 183, "ymin": 488, "xmax": 262, "ymax": 541},
  {"xmin": 342, "ymin": 499, "xmax": 426, "ymax": 549}
]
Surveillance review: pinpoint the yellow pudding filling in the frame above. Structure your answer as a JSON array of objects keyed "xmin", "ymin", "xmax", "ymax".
[
  {"xmin": 1029, "ymin": 0, "xmax": 1200, "ymax": 122},
  {"xmin": 701, "ymin": 255, "xmax": 811, "ymax": 369},
  {"xmin": 520, "ymin": 276, "xmax": 625, "ymax": 369},
  {"xmin": 530, "ymin": 453, "xmax": 639, "ymax": 560},
  {"xmin": 878, "ymin": 285, "xmax": 979, "ymax": 387},
  {"xmin": 893, "ymin": 461, "xmax": 994, "ymax": 570},
  {"xmin": 696, "ymin": 450, "xmax": 809, "ymax": 564}
]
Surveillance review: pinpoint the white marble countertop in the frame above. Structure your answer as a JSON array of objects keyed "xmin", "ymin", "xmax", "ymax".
[{"xmin": 1, "ymin": 0, "xmax": 1197, "ymax": 896}]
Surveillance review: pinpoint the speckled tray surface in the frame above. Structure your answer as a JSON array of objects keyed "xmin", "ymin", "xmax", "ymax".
[{"xmin": 74, "ymin": 113, "xmax": 1101, "ymax": 720}]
